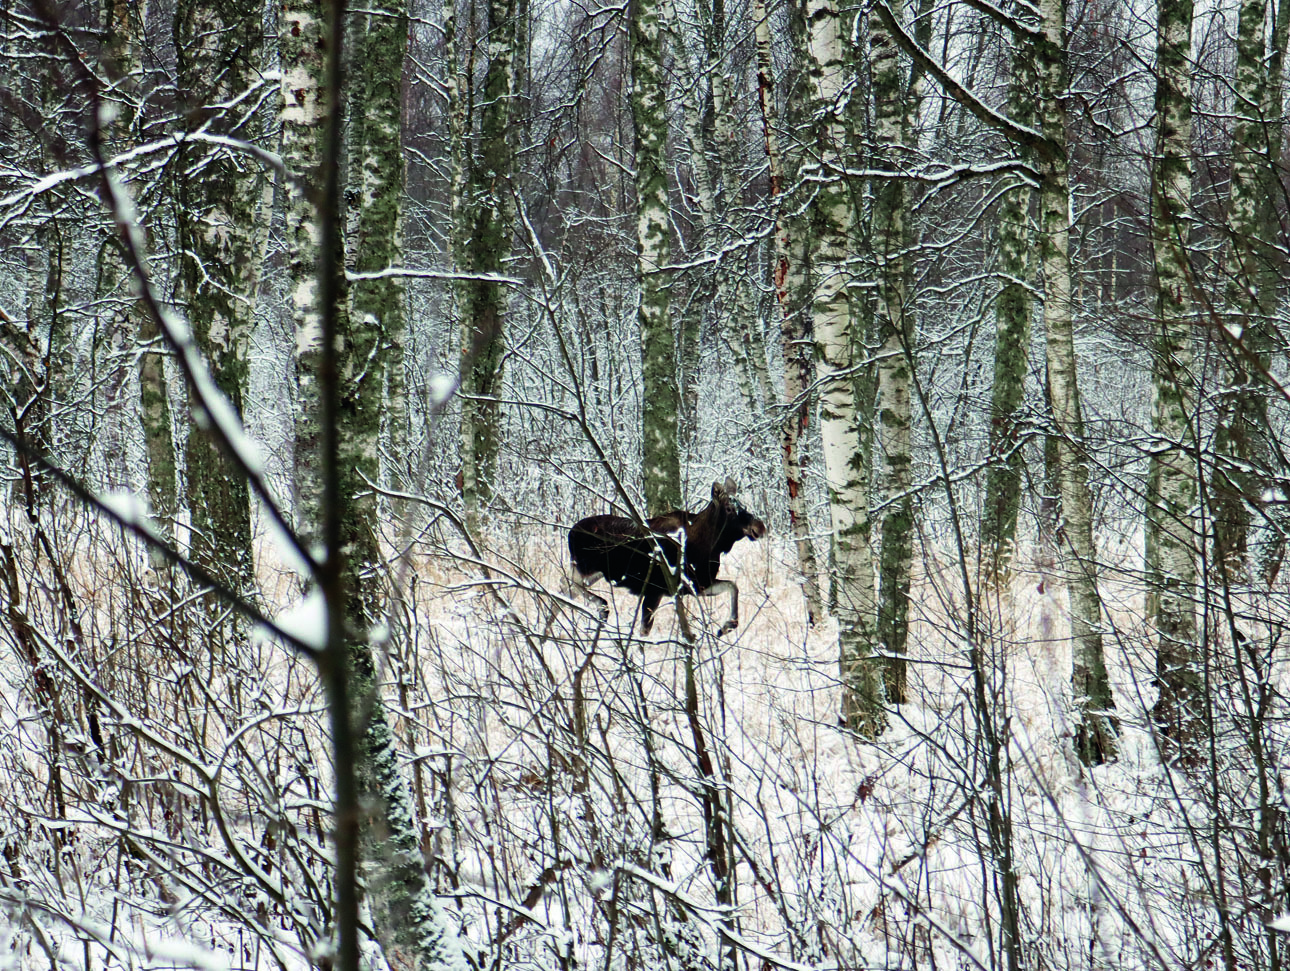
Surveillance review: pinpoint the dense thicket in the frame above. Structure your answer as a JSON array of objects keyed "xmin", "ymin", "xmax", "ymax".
[{"xmin": 2, "ymin": 0, "xmax": 1290, "ymax": 968}]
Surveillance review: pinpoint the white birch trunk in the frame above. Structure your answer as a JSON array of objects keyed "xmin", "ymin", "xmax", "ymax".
[
  {"xmin": 1036, "ymin": 0, "xmax": 1116, "ymax": 764},
  {"xmin": 1215, "ymin": 0, "xmax": 1286, "ymax": 584},
  {"xmin": 802, "ymin": 0, "xmax": 882, "ymax": 733},
  {"xmin": 281, "ymin": 0, "xmax": 328, "ymax": 540},
  {"xmin": 1146, "ymin": 0, "xmax": 1200, "ymax": 756},
  {"xmin": 983, "ymin": 45, "xmax": 1037, "ymax": 585},
  {"xmin": 175, "ymin": 0, "xmax": 262, "ymax": 593},
  {"xmin": 756, "ymin": 0, "xmax": 825, "ymax": 625},
  {"xmin": 632, "ymin": 0, "xmax": 681, "ymax": 514},
  {"xmin": 281, "ymin": 2, "xmax": 467, "ymax": 965}
]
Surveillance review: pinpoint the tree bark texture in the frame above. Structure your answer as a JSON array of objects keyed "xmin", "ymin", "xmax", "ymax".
[
  {"xmin": 174, "ymin": 0, "xmax": 262, "ymax": 591},
  {"xmin": 347, "ymin": 3, "xmax": 467, "ymax": 966},
  {"xmin": 282, "ymin": 1, "xmax": 467, "ymax": 964},
  {"xmin": 982, "ymin": 45, "xmax": 1037, "ymax": 586},
  {"xmin": 870, "ymin": 0, "xmax": 914, "ymax": 706},
  {"xmin": 1036, "ymin": 0, "xmax": 1117, "ymax": 764},
  {"xmin": 632, "ymin": 0, "xmax": 682, "ymax": 516},
  {"xmin": 1146, "ymin": 0, "xmax": 1201, "ymax": 759},
  {"xmin": 459, "ymin": 0, "xmax": 517, "ymax": 517},
  {"xmin": 668, "ymin": 0, "xmax": 720, "ymax": 452},
  {"xmin": 97, "ymin": 0, "xmax": 178, "ymax": 540},
  {"xmin": 802, "ymin": 0, "xmax": 883, "ymax": 734},
  {"xmin": 756, "ymin": 0, "xmax": 824, "ymax": 626},
  {"xmin": 137, "ymin": 310, "xmax": 178, "ymax": 542},
  {"xmin": 282, "ymin": 0, "xmax": 330, "ymax": 541},
  {"xmin": 98, "ymin": 0, "xmax": 139, "ymax": 495},
  {"xmin": 1213, "ymin": 0, "xmax": 1286, "ymax": 584},
  {"xmin": 8, "ymin": 71, "xmax": 64, "ymax": 509},
  {"xmin": 351, "ymin": 0, "xmax": 411, "ymax": 503}
]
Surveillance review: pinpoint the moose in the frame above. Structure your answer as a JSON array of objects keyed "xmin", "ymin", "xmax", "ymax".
[{"xmin": 567, "ymin": 478, "xmax": 767, "ymax": 635}]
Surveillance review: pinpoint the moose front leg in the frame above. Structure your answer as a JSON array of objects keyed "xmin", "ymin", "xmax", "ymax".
[
  {"xmin": 640, "ymin": 592, "xmax": 663, "ymax": 635},
  {"xmin": 569, "ymin": 571, "xmax": 610, "ymax": 621},
  {"xmin": 699, "ymin": 580, "xmax": 739, "ymax": 635}
]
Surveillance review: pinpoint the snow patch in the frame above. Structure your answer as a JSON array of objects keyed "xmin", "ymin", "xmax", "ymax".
[
  {"xmin": 143, "ymin": 937, "xmax": 231, "ymax": 971},
  {"xmin": 428, "ymin": 371, "xmax": 457, "ymax": 406},
  {"xmin": 272, "ymin": 587, "xmax": 329, "ymax": 650},
  {"xmin": 262, "ymin": 496, "xmax": 314, "ymax": 577},
  {"xmin": 100, "ymin": 489, "xmax": 161, "ymax": 540}
]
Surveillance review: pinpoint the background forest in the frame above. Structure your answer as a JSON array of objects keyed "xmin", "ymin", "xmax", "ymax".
[{"xmin": 2, "ymin": 0, "xmax": 1290, "ymax": 967}]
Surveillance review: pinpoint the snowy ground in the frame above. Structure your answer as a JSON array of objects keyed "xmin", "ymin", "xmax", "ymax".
[
  {"xmin": 2, "ymin": 517, "xmax": 1288, "ymax": 970},
  {"xmin": 393, "ymin": 524, "xmax": 1290, "ymax": 970}
]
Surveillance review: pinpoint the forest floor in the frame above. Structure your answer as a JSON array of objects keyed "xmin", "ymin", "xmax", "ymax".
[
  {"xmin": 378, "ymin": 523, "xmax": 1288, "ymax": 970},
  {"xmin": 4, "ymin": 515, "xmax": 1287, "ymax": 969}
]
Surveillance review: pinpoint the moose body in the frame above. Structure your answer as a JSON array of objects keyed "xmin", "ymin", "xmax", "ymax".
[{"xmin": 568, "ymin": 478, "xmax": 766, "ymax": 635}]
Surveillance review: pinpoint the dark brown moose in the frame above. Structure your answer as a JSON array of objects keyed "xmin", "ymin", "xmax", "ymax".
[{"xmin": 567, "ymin": 478, "xmax": 767, "ymax": 635}]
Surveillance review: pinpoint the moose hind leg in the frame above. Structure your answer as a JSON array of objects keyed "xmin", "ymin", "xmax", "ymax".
[{"xmin": 570, "ymin": 571, "xmax": 610, "ymax": 621}]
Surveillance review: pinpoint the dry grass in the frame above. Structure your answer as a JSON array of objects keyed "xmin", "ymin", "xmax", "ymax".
[{"xmin": 4, "ymin": 507, "xmax": 1288, "ymax": 969}]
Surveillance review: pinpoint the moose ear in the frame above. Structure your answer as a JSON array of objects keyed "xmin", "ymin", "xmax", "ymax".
[
  {"xmin": 712, "ymin": 480, "xmax": 726, "ymax": 500},
  {"xmin": 724, "ymin": 476, "xmax": 738, "ymax": 497}
]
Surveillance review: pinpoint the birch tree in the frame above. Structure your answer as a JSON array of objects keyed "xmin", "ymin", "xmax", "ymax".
[
  {"xmin": 802, "ymin": 0, "xmax": 882, "ymax": 733},
  {"xmin": 98, "ymin": 0, "xmax": 178, "ymax": 540},
  {"xmin": 174, "ymin": 0, "xmax": 263, "ymax": 592},
  {"xmin": 0, "ymin": 294, "xmax": 52, "ymax": 509},
  {"xmin": 869, "ymin": 0, "xmax": 915, "ymax": 704},
  {"xmin": 1035, "ymin": 0, "xmax": 1117, "ymax": 764},
  {"xmin": 669, "ymin": 0, "xmax": 716, "ymax": 450},
  {"xmin": 281, "ymin": 0, "xmax": 333, "ymax": 553},
  {"xmin": 632, "ymin": 0, "xmax": 682, "ymax": 515},
  {"xmin": 756, "ymin": 0, "xmax": 824, "ymax": 625},
  {"xmin": 1213, "ymin": 0, "xmax": 1288, "ymax": 584},
  {"xmin": 351, "ymin": 0, "xmax": 412, "ymax": 497},
  {"xmin": 982, "ymin": 42, "xmax": 1036, "ymax": 585},
  {"xmin": 136, "ymin": 311, "xmax": 178, "ymax": 540},
  {"xmin": 281, "ymin": 0, "xmax": 467, "ymax": 962},
  {"xmin": 1145, "ymin": 0, "xmax": 1200, "ymax": 757},
  {"xmin": 458, "ymin": 0, "xmax": 517, "ymax": 518},
  {"xmin": 97, "ymin": 0, "xmax": 138, "ymax": 493},
  {"xmin": 7, "ymin": 68, "xmax": 64, "ymax": 510}
]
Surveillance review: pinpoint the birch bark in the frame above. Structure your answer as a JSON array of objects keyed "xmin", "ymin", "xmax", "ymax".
[
  {"xmin": 282, "ymin": 0, "xmax": 329, "ymax": 539},
  {"xmin": 756, "ymin": 0, "xmax": 824, "ymax": 625},
  {"xmin": 5, "ymin": 227, "xmax": 57, "ymax": 509},
  {"xmin": 281, "ymin": 2, "xmax": 467, "ymax": 964},
  {"xmin": 706, "ymin": 0, "xmax": 771, "ymax": 416},
  {"xmin": 983, "ymin": 45, "xmax": 1036, "ymax": 585},
  {"xmin": 1146, "ymin": 0, "xmax": 1200, "ymax": 756},
  {"xmin": 870, "ymin": 0, "xmax": 914, "ymax": 704},
  {"xmin": 11, "ymin": 72, "xmax": 64, "ymax": 509},
  {"xmin": 137, "ymin": 311, "xmax": 177, "ymax": 542},
  {"xmin": 459, "ymin": 0, "xmax": 517, "ymax": 519},
  {"xmin": 174, "ymin": 0, "xmax": 262, "ymax": 591},
  {"xmin": 1036, "ymin": 0, "xmax": 1117, "ymax": 764},
  {"xmin": 98, "ymin": 0, "xmax": 177, "ymax": 540},
  {"xmin": 1214, "ymin": 0, "xmax": 1285, "ymax": 584},
  {"xmin": 98, "ymin": 0, "xmax": 138, "ymax": 494},
  {"xmin": 350, "ymin": 5, "xmax": 468, "ymax": 966},
  {"xmin": 351, "ymin": 0, "xmax": 411, "ymax": 502},
  {"xmin": 667, "ymin": 0, "xmax": 720, "ymax": 451},
  {"xmin": 632, "ymin": 0, "xmax": 682, "ymax": 515},
  {"xmin": 802, "ymin": 0, "xmax": 882, "ymax": 733}
]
